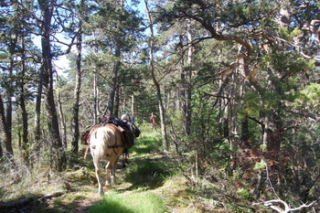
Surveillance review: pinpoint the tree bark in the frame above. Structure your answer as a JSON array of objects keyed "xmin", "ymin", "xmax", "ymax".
[
  {"xmin": 33, "ymin": 67, "xmax": 43, "ymax": 157},
  {"xmin": 71, "ymin": 14, "xmax": 83, "ymax": 154},
  {"xmin": 144, "ymin": 0, "xmax": 169, "ymax": 150},
  {"xmin": 20, "ymin": 33, "xmax": 30, "ymax": 166},
  {"xmin": 107, "ymin": 44, "xmax": 121, "ymax": 116},
  {"xmin": 56, "ymin": 91, "xmax": 67, "ymax": 148},
  {"xmin": 0, "ymin": 94, "xmax": 13, "ymax": 157},
  {"xmin": 38, "ymin": 0, "xmax": 66, "ymax": 171},
  {"xmin": 3, "ymin": 47, "xmax": 15, "ymax": 158},
  {"xmin": 185, "ymin": 19, "xmax": 193, "ymax": 135}
]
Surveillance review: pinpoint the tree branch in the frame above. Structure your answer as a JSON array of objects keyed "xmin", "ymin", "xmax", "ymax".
[{"xmin": 252, "ymin": 199, "xmax": 318, "ymax": 213}]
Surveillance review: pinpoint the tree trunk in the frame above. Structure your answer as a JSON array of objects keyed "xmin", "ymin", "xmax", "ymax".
[
  {"xmin": 20, "ymin": 35, "xmax": 30, "ymax": 166},
  {"xmin": 56, "ymin": 91, "xmax": 67, "ymax": 148},
  {"xmin": 107, "ymin": 44, "xmax": 121, "ymax": 116},
  {"xmin": 93, "ymin": 67, "xmax": 98, "ymax": 123},
  {"xmin": 38, "ymin": 0, "xmax": 66, "ymax": 171},
  {"xmin": 0, "ymin": 143, "xmax": 2, "ymax": 158},
  {"xmin": 144, "ymin": 0, "xmax": 169, "ymax": 150},
  {"xmin": 71, "ymin": 16, "xmax": 83, "ymax": 154},
  {"xmin": 131, "ymin": 95, "xmax": 135, "ymax": 120},
  {"xmin": 0, "ymin": 94, "xmax": 13, "ymax": 157},
  {"xmin": 33, "ymin": 67, "xmax": 43, "ymax": 157},
  {"xmin": 185, "ymin": 19, "xmax": 193, "ymax": 136},
  {"xmin": 114, "ymin": 83, "xmax": 120, "ymax": 117},
  {"xmin": 4, "ymin": 56, "xmax": 14, "ymax": 158}
]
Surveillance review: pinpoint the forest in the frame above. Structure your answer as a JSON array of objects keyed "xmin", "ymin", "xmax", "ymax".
[{"xmin": 1, "ymin": 0, "xmax": 320, "ymax": 212}]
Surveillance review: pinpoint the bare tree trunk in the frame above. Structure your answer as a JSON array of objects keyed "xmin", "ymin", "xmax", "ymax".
[
  {"xmin": 0, "ymin": 94, "xmax": 13, "ymax": 157},
  {"xmin": 33, "ymin": 67, "xmax": 43, "ymax": 156},
  {"xmin": 144, "ymin": 0, "xmax": 169, "ymax": 150},
  {"xmin": 71, "ymin": 15, "xmax": 83, "ymax": 154},
  {"xmin": 20, "ymin": 35, "xmax": 30, "ymax": 166},
  {"xmin": 38, "ymin": 0, "xmax": 66, "ymax": 171},
  {"xmin": 131, "ymin": 95, "xmax": 135, "ymax": 120},
  {"xmin": 107, "ymin": 45, "xmax": 121, "ymax": 116},
  {"xmin": 56, "ymin": 91, "xmax": 67, "ymax": 148},
  {"xmin": 93, "ymin": 67, "xmax": 98, "ymax": 123},
  {"xmin": 0, "ymin": 143, "xmax": 2, "ymax": 158},
  {"xmin": 114, "ymin": 83, "xmax": 120, "ymax": 117},
  {"xmin": 4, "ymin": 56, "xmax": 14, "ymax": 158},
  {"xmin": 185, "ymin": 19, "xmax": 193, "ymax": 135}
]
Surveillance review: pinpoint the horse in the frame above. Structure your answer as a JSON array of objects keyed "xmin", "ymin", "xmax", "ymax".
[{"xmin": 87, "ymin": 123, "xmax": 125, "ymax": 194}]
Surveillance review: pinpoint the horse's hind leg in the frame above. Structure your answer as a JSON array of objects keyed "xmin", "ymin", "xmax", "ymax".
[
  {"xmin": 93, "ymin": 157, "xmax": 104, "ymax": 194},
  {"xmin": 105, "ymin": 161, "xmax": 112, "ymax": 187}
]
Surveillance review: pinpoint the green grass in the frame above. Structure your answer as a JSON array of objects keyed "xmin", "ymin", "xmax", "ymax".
[
  {"xmin": 124, "ymin": 160, "xmax": 172, "ymax": 190},
  {"xmin": 129, "ymin": 126, "xmax": 162, "ymax": 156},
  {"xmin": 88, "ymin": 191, "xmax": 166, "ymax": 213}
]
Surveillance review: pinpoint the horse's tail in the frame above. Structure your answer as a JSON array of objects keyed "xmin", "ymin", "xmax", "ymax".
[{"xmin": 90, "ymin": 126, "xmax": 114, "ymax": 157}]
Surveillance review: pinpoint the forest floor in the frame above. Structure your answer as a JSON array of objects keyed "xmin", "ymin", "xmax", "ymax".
[
  {"xmin": 0, "ymin": 129, "xmax": 223, "ymax": 213},
  {"xmin": 0, "ymin": 154, "xmax": 209, "ymax": 213}
]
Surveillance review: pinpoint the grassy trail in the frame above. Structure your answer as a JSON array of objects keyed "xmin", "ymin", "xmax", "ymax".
[
  {"xmin": 85, "ymin": 126, "xmax": 200, "ymax": 213},
  {"xmin": 0, "ymin": 126, "xmax": 207, "ymax": 213}
]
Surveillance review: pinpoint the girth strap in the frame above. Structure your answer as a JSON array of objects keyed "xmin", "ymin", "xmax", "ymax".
[{"xmin": 107, "ymin": 144, "xmax": 123, "ymax": 148}]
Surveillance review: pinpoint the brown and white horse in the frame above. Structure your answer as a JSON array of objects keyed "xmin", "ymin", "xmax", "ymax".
[{"xmin": 87, "ymin": 123, "xmax": 125, "ymax": 194}]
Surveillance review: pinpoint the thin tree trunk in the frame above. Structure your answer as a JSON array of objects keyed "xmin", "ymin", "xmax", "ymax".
[
  {"xmin": 71, "ymin": 16, "xmax": 83, "ymax": 154},
  {"xmin": 114, "ymin": 83, "xmax": 120, "ymax": 117},
  {"xmin": 185, "ymin": 19, "xmax": 192, "ymax": 135},
  {"xmin": 144, "ymin": 0, "xmax": 169, "ymax": 150},
  {"xmin": 38, "ymin": 0, "xmax": 66, "ymax": 171},
  {"xmin": 5, "ymin": 55, "xmax": 14, "ymax": 158},
  {"xmin": 0, "ymin": 144, "xmax": 2, "ymax": 158},
  {"xmin": 93, "ymin": 67, "xmax": 98, "ymax": 123},
  {"xmin": 33, "ymin": 66, "xmax": 43, "ymax": 157},
  {"xmin": 20, "ymin": 35, "xmax": 29, "ymax": 166},
  {"xmin": 107, "ymin": 45, "xmax": 121, "ymax": 116},
  {"xmin": 131, "ymin": 95, "xmax": 135, "ymax": 120},
  {"xmin": 56, "ymin": 91, "xmax": 67, "ymax": 148},
  {"xmin": 0, "ymin": 94, "xmax": 13, "ymax": 157}
]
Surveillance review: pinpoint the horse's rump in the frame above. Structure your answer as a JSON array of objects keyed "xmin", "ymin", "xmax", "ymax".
[
  {"xmin": 81, "ymin": 123, "xmax": 104, "ymax": 145},
  {"xmin": 90, "ymin": 124, "xmax": 123, "ymax": 148}
]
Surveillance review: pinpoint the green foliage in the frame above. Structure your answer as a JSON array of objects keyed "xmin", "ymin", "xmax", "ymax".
[
  {"xmin": 261, "ymin": 52, "xmax": 313, "ymax": 74},
  {"xmin": 242, "ymin": 91, "xmax": 261, "ymax": 116},
  {"xmin": 88, "ymin": 192, "xmax": 166, "ymax": 213},
  {"xmin": 237, "ymin": 188, "xmax": 252, "ymax": 199},
  {"xmin": 253, "ymin": 160, "xmax": 266, "ymax": 171},
  {"xmin": 292, "ymin": 83, "xmax": 320, "ymax": 111}
]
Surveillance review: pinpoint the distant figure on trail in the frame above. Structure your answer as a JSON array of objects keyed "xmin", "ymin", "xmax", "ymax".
[{"xmin": 150, "ymin": 112, "xmax": 158, "ymax": 129}]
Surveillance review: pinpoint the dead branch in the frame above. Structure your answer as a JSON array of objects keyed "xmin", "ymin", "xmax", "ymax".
[
  {"xmin": 252, "ymin": 199, "xmax": 318, "ymax": 213},
  {"xmin": 0, "ymin": 190, "xmax": 66, "ymax": 210}
]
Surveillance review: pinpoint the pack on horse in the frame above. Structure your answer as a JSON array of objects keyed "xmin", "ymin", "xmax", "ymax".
[
  {"xmin": 120, "ymin": 113, "xmax": 139, "ymax": 167},
  {"xmin": 81, "ymin": 116, "xmax": 138, "ymax": 194}
]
